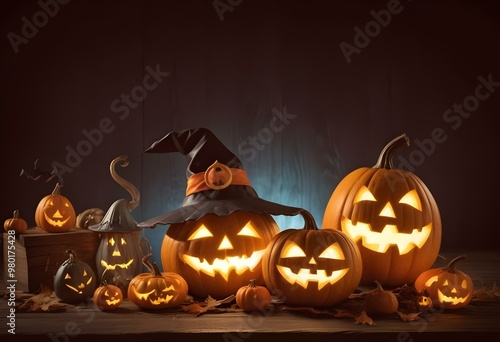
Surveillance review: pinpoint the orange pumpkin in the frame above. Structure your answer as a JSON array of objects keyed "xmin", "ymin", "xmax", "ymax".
[
  {"xmin": 262, "ymin": 210, "xmax": 362, "ymax": 308},
  {"xmin": 414, "ymin": 255, "xmax": 473, "ymax": 310},
  {"xmin": 35, "ymin": 183, "xmax": 76, "ymax": 233},
  {"xmin": 161, "ymin": 211, "xmax": 280, "ymax": 299},
  {"xmin": 363, "ymin": 281, "xmax": 399, "ymax": 315},
  {"xmin": 128, "ymin": 254, "xmax": 188, "ymax": 310},
  {"xmin": 236, "ymin": 279, "xmax": 272, "ymax": 312},
  {"xmin": 322, "ymin": 134, "xmax": 442, "ymax": 287},
  {"xmin": 93, "ymin": 281, "xmax": 123, "ymax": 311},
  {"xmin": 4, "ymin": 210, "xmax": 28, "ymax": 234}
]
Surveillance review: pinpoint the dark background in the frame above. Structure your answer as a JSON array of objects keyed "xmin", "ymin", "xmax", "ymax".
[{"xmin": 1, "ymin": 0, "xmax": 499, "ymax": 265}]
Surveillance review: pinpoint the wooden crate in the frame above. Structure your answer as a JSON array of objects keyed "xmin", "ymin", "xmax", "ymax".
[{"xmin": 2, "ymin": 227, "xmax": 100, "ymax": 293}]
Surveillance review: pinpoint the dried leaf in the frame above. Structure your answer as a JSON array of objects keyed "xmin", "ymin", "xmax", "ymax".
[
  {"xmin": 16, "ymin": 285, "xmax": 66, "ymax": 313},
  {"xmin": 354, "ymin": 311, "xmax": 375, "ymax": 325},
  {"xmin": 472, "ymin": 283, "xmax": 500, "ymax": 302},
  {"xmin": 181, "ymin": 295, "xmax": 236, "ymax": 317},
  {"xmin": 397, "ymin": 311, "xmax": 421, "ymax": 322}
]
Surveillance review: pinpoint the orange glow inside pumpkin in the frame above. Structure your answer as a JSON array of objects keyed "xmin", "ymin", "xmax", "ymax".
[
  {"xmin": 181, "ymin": 220, "xmax": 265, "ymax": 281},
  {"xmin": 64, "ymin": 270, "xmax": 94, "ymax": 294},
  {"xmin": 276, "ymin": 241, "xmax": 349, "ymax": 290},
  {"xmin": 342, "ymin": 186, "xmax": 432, "ymax": 255}
]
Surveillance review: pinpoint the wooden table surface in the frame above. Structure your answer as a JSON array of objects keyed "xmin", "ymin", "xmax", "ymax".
[{"xmin": 1, "ymin": 250, "xmax": 499, "ymax": 342}]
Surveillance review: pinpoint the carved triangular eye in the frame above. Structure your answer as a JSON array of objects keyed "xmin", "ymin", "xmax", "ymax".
[
  {"xmin": 399, "ymin": 189, "xmax": 422, "ymax": 211},
  {"xmin": 64, "ymin": 273, "xmax": 71, "ymax": 279},
  {"xmin": 108, "ymin": 237, "xmax": 115, "ymax": 246},
  {"xmin": 443, "ymin": 280, "xmax": 449, "ymax": 286},
  {"xmin": 281, "ymin": 241, "xmax": 306, "ymax": 258},
  {"xmin": 188, "ymin": 224, "xmax": 213, "ymax": 240},
  {"xmin": 461, "ymin": 280, "xmax": 467, "ymax": 289},
  {"xmin": 318, "ymin": 242, "xmax": 345, "ymax": 260},
  {"xmin": 120, "ymin": 237, "xmax": 127, "ymax": 245},
  {"xmin": 237, "ymin": 221, "xmax": 261, "ymax": 239},
  {"xmin": 354, "ymin": 186, "xmax": 376, "ymax": 204}
]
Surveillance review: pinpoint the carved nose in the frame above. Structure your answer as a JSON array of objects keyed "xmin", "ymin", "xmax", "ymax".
[
  {"xmin": 53, "ymin": 210, "xmax": 64, "ymax": 219},
  {"xmin": 379, "ymin": 202, "xmax": 396, "ymax": 218},
  {"xmin": 218, "ymin": 235, "xmax": 233, "ymax": 250}
]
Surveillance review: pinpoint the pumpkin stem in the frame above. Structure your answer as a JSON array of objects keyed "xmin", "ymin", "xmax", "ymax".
[
  {"xmin": 110, "ymin": 155, "xmax": 140, "ymax": 212},
  {"xmin": 249, "ymin": 279, "xmax": 256, "ymax": 288},
  {"xmin": 52, "ymin": 182, "xmax": 63, "ymax": 195},
  {"xmin": 13, "ymin": 210, "xmax": 20, "ymax": 219},
  {"xmin": 373, "ymin": 133, "xmax": 410, "ymax": 169},
  {"xmin": 151, "ymin": 262, "xmax": 162, "ymax": 276},
  {"xmin": 373, "ymin": 280, "xmax": 384, "ymax": 291},
  {"xmin": 66, "ymin": 249, "xmax": 77, "ymax": 263},
  {"xmin": 444, "ymin": 255, "xmax": 467, "ymax": 273},
  {"xmin": 300, "ymin": 209, "xmax": 318, "ymax": 230}
]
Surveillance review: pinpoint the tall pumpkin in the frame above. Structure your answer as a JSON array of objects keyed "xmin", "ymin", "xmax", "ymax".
[
  {"xmin": 161, "ymin": 211, "xmax": 280, "ymax": 299},
  {"xmin": 262, "ymin": 210, "xmax": 362, "ymax": 307},
  {"xmin": 35, "ymin": 182, "xmax": 76, "ymax": 233},
  {"xmin": 322, "ymin": 134, "xmax": 442, "ymax": 287}
]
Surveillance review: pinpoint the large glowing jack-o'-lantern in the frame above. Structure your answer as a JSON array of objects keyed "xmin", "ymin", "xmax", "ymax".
[
  {"xmin": 128, "ymin": 254, "xmax": 188, "ymax": 309},
  {"xmin": 35, "ymin": 183, "xmax": 76, "ymax": 233},
  {"xmin": 161, "ymin": 212, "xmax": 280, "ymax": 299},
  {"xmin": 322, "ymin": 134, "xmax": 442, "ymax": 287},
  {"xmin": 414, "ymin": 255, "xmax": 473, "ymax": 309},
  {"xmin": 262, "ymin": 210, "xmax": 362, "ymax": 307},
  {"xmin": 53, "ymin": 249, "xmax": 96, "ymax": 304}
]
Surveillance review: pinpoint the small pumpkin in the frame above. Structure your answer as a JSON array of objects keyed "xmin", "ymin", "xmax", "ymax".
[
  {"xmin": 93, "ymin": 280, "xmax": 123, "ymax": 311},
  {"xmin": 322, "ymin": 134, "xmax": 442, "ymax": 287},
  {"xmin": 4, "ymin": 210, "xmax": 28, "ymax": 234},
  {"xmin": 76, "ymin": 208, "xmax": 105, "ymax": 229},
  {"xmin": 53, "ymin": 249, "xmax": 97, "ymax": 304},
  {"xmin": 236, "ymin": 279, "xmax": 272, "ymax": 312},
  {"xmin": 128, "ymin": 254, "xmax": 188, "ymax": 310},
  {"xmin": 363, "ymin": 281, "xmax": 399, "ymax": 315},
  {"xmin": 262, "ymin": 210, "xmax": 362, "ymax": 308},
  {"xmin": 414, "ymin": 255, "xmax": 473, "ymax": 309},
  {"xmin": 35, "ymin": 183, "xmax": 76, "ymax": 233}
]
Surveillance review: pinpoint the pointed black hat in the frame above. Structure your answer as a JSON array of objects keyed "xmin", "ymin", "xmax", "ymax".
[{"xmin": 137, "ymin": 128, "xmax": 302, "ymax": 228}]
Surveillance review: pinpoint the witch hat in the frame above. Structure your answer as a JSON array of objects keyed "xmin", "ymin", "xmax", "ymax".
[{"xmin": 138, "ymin": 127, "xmax": 303, "ymax": 228}]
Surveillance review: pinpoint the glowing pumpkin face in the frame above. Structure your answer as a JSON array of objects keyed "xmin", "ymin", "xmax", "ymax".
[
  {"xmin": 161, "ymin": 212, "xmax": 280, "ymax": 299},
  {"xmin": 128, "ymin": 255, "xmax": 188, "ymax": 310},
  {"xmin": 35, "ymin": 183, "xmax": 76, "ymax": 233},
  {"xmin": 262, "ymin": 210, "xmax": 362, "ymax": 308},
  {"xmin": 323, "ymin": 134, "xmax": 442, "ymax": 287},
  {"xmin": 53, "ymin": 250, "xmax": 96, "ymax": 304},
  {"xmin": 95, "ymin": 232, "xmax": 144, "ymax": 286},
  {"xmin": 93, "ymin": 283, "xmax": 123, "ymax": 311},
  {"xmin": 414, "ymin": 255, "xmax": 473, "ymax": 309}
]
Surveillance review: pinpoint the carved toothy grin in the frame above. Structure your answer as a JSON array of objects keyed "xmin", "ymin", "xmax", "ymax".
[
  {"xmin": 101, "ymin": 259, "xmax": 135, "ymax": 270},
  {"xmin": 437, "ymin": 289, "xmax": 470, "ymax": 305},
  {"xmin": 44, "ymin": 212, "xmax": 71, "ymax": 227},
  {"xmin": 342, "ymin": 217, "xmax": 432, "ymax": 254},
  {"xmin": 105, "ymin": 298, "xmax": 122, "ymax": 306},
  {"xmin": 182, "ymin": 250, "xmax": 265, "ymax": 281},
  {"xmin": 131, "ymin": 285, "xmax": 176, "ymax": 304},
  {"xmin": 276, "ymin": 266, "xmax": 349, "ymax": 290}
]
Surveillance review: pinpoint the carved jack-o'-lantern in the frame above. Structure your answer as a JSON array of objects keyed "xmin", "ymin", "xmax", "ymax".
[
  {"xmin": 128, "ymin": 254, "xmax": 188, "ymax": 309},
  {"xmin": 161, "ymin": 212, "xmax": 280, "ymax": 299},
  {"xmin": 93, "ymin": 280, "xmax": 123, "ymax": 311},
  {"xmin": 414, "ymin": 255, "xmax": 473, "ymax": 309},
  {"xmin": 90, "ymin": 156, "xmax": 147, "ymax": 288},
  {"xmin": 35, "ymin": 183, "xmax": 76, "ymax": 233},
  {"xmin": 262, "ymin": 210, "xmax": 362, "ymax": 307},
  {"xmin": 322, "ymin": 134, "xmax": 442, "ymax": 287},
  {"xmin": 95, "ymin": 230, "xmax": 144, "ymax": 285},
  {"xmin": 53, "ymin": 249, "xmax": 96, "ymax": 304}
]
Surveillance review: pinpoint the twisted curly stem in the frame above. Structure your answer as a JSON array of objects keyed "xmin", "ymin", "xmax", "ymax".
[{"xmin": 110, "ymin": 155, "xmax": 140, "ymax": 211}]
